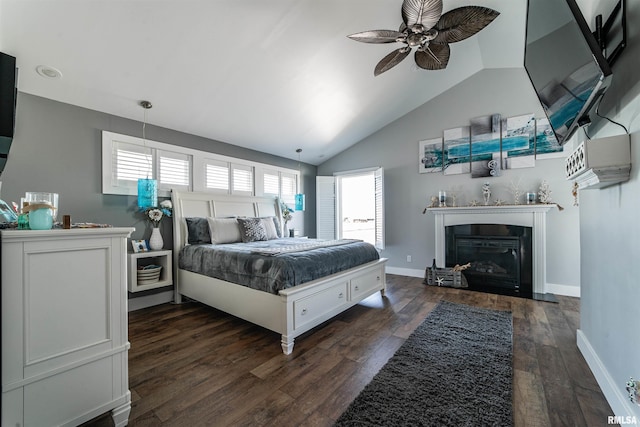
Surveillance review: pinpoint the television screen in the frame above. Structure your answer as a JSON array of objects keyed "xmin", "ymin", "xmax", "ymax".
[
  {"xmin": 524, "ymin": 0, "xmax": 612, "ymax": 145},
  {"xmin": 0, "ymin": 52, "xmax": 17, "ymax": 176}
]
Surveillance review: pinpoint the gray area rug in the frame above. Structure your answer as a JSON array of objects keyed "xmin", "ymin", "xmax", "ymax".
[{"xmin": 335, "ymin": 301, "xmax": 513, "ymax": 426}]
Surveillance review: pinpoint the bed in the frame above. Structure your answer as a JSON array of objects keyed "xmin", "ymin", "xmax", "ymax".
[{"xmin": 171, "ymin": 190, "xmax": 387, "ymax": 354}]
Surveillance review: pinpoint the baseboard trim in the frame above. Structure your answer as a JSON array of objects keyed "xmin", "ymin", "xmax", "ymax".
[
  {"xmin": 577, "ymin": 329, "xmax": 638, "ymax": 419},
  {"xmin": 128, "ymin": 290, "xmax": 174, "ymax": 312},
  {"xmin": 385, "ymin": 267, "xmax": 424, "ymax": 278},
  {"xmin": 546, "ymin": 282, "xmax": 580, "ymax": 297}
]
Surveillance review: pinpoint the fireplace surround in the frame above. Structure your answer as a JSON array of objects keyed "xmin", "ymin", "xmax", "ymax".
[{"xmin": 429, "ymin": 204, "xmax": 557, "ymax": 299}]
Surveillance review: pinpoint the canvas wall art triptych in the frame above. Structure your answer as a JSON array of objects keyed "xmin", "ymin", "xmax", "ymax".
[{"xmin": 418, "ymin": 114, "xmax": 564, "ymax": 176}]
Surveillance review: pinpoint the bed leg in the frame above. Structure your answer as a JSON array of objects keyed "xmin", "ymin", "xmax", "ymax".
[
  {"xmin": 281, "ymin": 336, "xmax": 294, "ymax": 355},
  {"xmin": 173, "ymin": 291, "xmax": 182, "ymax": 304}
]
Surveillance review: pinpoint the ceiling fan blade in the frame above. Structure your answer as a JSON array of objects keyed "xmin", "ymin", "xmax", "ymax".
[
  {"xmin": 374, "ymin": 48, "xmax": 411, "ymax": 76},
  {"xmin": 415, "ymin": 43, "xmax": 450, "ymax": 70},
  {"xmin": 402, "ymin": 0, "xmax": 443, "ymax": 31},
  {"xmin": 434, "ymin": 6, "xmax": 500, "ymax": 44},
  {"xmin": 348, "ymin": 29, "xmax": 405, "ymax": 44}
]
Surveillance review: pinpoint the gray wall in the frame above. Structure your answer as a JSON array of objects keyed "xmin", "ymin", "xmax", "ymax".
[
  {"xmin": 577, "ymin": 0, "xmax": 640, "ymax": 418},
  {"xmin": 318, "ymin": 67, "xmax": 581, "ymax": 292},
  {"xmin": 0, "ymin": 93, "xmax": 317, "ymax": 297}
]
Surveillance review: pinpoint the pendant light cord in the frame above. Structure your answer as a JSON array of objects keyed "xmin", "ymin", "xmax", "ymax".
[{"xmin": 140, "ymin": 101, "xmax": 153, "ymax": 179}]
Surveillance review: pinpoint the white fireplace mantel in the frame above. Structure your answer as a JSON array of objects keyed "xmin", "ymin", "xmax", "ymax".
[{"xmin": 428, "ymin": 204, "xmax": 557, "ymax": 295}]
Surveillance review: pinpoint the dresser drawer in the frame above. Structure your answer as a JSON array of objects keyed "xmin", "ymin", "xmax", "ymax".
[
  {"xmin": 350, "ymin": 269, "xmax": 383, "ymax": 300},
  {"xmin": 293, "ymin": 281, "xmax": 348, "ymax": 330}
]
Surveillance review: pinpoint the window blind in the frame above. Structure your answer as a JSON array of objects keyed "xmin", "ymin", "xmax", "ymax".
[
  {"xmin": 205, "ymin": 160, "xmax": 230, "ymax": 191},
  {"xmin": 159, "ymin": 151, "xmax": 190, "ymax": 189},
  {"xmin": 114, "ymin": 142, "xmax": 152, "ymax": 185}
]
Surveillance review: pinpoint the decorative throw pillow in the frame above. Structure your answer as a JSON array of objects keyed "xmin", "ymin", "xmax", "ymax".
[
  {"xmin": 207, "ymin": 217, "xmax": 242, "ymax": 244},
  {"xmin": 261, "ymin": 217, "xmax": 279, "ymax": 240},
  {"xmin": 237, "ymin": 217, "xmax": 268, "ymax": 242},
  {"xmin": 185, "ymin": 217, "xmax": 211, "ymax": 244},
  {"xmin": 263, "ymin": 216, "xmax": 281, "ymax": 238}
]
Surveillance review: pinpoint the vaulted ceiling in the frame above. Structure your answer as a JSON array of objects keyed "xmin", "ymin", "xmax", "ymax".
[{"xmin": 0, "ymin": 0, "xmax": 526, "ymax": 165}]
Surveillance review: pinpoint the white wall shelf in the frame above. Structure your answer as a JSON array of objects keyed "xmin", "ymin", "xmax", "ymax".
[
  {"xmin": 565, "ymin": 134, "xmax": 631, "ymax": 189},
  {"xmin": 128, "ymin": 249, "xmax": 173, "ymax": 292}
]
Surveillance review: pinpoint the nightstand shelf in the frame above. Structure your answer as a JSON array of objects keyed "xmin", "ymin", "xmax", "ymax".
[{"xmin": 128, "ymin": 249, "xmax": 173, "ymax": 292}]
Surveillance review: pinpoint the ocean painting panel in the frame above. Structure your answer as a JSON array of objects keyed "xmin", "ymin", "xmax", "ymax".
[
  {"xmin": 536, "ymin": 117, "xmax": 565, "ymax": 159},
  {"xmin": 443, "ymin": 126, "xmax": 470, "ymax": 175},
  {"xmin": 418, "ymin": 137, "xmax": 443, "ymax": 173},
  {"xmin": 471, "ymin": 114, "xmax": 501, "ymax": 178},
  {"xmin": 502, "ymin": 113, "xmax": 535, "ymax": 169}
]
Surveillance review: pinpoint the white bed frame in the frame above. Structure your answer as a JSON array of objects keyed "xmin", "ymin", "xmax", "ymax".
[{"xmin": 171, "ymin": 190, "xmax": 387, "ymax": 354}]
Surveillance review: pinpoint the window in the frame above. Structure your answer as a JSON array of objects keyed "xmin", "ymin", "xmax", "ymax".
[
  {"xmin": 256, "ymin": 168, "xmax": 298, "ymax": 203},
  {"xmin": 113, "ymin": 141, "xmax": 153, "ymax": 187},
  {"xmin": 280, "ymin": 172, "xmax": 297, "ymax": 205},
  {"xmin": 158, "ymin": 150, "xmax": 190, "ymax": 190},
  {"xmin": 232, "ymin": 164, "xmax": 253, "ymax": 195},
  {"xmin": 204, "ymin": 159, "xmax": 230, "ymax": 192},
  {"xmin": 102, "ymin": 131, "xmax": 298, "ymax": 200},
  {"xmin": 316, "ymin": 168, "xmax": 384, "ymax": 250},
  {"xmin": 263, "ymin": 171, "xmax": 280, "ymax": 196}
]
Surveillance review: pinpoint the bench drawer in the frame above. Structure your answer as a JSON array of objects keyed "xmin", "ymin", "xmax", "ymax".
[{"xmin": 293, "ymin": 281, "xmax": 348, "ymax": 330}]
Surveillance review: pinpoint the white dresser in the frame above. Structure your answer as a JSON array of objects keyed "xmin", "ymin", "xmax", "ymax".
[{"xmin": 1, "ymin": 227, "xmax": 134, "ymax": 427}]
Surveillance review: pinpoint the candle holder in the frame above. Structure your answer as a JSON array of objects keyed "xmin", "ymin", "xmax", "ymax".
[{"xmin": 438, "ymin": 191, "xmax": 447, "ymax": 207}]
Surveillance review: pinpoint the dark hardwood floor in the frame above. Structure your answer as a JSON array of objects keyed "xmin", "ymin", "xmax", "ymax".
[{"xmin": 86, "ymin": 274, "xmax": 615, "ymax": 426}]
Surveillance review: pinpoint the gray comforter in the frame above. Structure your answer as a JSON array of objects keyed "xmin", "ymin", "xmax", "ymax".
[{"xmin": 179, "ymin": 237, "xmax": 380, "ymax": 294}]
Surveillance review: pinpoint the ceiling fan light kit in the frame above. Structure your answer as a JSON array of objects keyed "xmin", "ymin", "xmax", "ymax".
[{"xmin": 348, "ymin": 0, "xmax": 499, "ymax": 76}]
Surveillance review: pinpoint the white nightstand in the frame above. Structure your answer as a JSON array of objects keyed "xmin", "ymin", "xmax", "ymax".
[{"xmin": 128, "ymin": 249, "xmax": 173, "ymax": 292}]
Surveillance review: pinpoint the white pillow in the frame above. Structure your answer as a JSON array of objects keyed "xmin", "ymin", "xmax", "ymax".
[
  {"xmin": 261, "ymin": 217, "xmax": 279, "ymax": 240},
  {"xmin": 207, "ymin": 217, "xmax": 242, "ymax": 244}
]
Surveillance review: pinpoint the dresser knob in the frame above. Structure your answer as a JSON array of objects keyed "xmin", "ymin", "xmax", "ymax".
[
  {"xmin": 355, "ymin": 286, "xmax": 359, "ymax": 291},
  {"xmin": 338, "ymin": 292, "xmax": 344, "ymax": 298},
  {"xmin": 301, "ymin": 308, "xmax": 307, "ymax": 315}
]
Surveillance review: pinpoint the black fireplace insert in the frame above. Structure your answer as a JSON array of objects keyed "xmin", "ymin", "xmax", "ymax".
[{"xmin": 445, "ymin": 224, "xmax": 533, "ymax": 297}]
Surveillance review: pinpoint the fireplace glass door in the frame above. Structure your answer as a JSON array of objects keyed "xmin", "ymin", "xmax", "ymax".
[
  {"xmin": 445, "ymin": 224, "xmax": 532, "ymax": 296},
  {"xmin": 455, "ymin": 236, "xmax": 520, "ymax": 290}
]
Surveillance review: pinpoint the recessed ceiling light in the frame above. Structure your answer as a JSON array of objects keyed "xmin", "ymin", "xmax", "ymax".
[{"xmin": 36, "ymin": 65, "xmax": 63, "ymax": 79}]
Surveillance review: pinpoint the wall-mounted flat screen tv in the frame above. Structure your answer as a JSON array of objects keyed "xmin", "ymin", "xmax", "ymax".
[
  {"xmin": 0, "ymin": 52, "xmax": 17, "ymax": 176},
  {"xmin": 524, "ymin": 0, "xmax": 612, "ymax": 145}
]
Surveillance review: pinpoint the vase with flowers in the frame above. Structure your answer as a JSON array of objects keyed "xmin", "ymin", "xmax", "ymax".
[
  {"xmin": 281, "ymin": 202, "xmax": 293, "ymax": 237},
  {"xmin": 142, "ymin": 200, "xmax": 172, "ymax": 250}
]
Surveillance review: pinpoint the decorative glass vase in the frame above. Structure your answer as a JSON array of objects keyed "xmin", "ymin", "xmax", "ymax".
[{"xmin": 149, "ymin": 227, "xmax": 163, "ymax": 250}]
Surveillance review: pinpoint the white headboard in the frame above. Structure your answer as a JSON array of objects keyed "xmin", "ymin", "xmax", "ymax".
[{"xmin": 171, "ymin": 190, "xmax": 282, "ymax": 251}]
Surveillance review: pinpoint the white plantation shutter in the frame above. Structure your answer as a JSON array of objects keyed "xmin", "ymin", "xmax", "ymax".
[
  {"xmin": 205, "ymin": 159, "xmax": 230, "ymax": 192},
  {"xmin": 281, "ymin": 172, "xmax": 296, "ymax": 205},
  {"xmin": 263, "ymin": 171, "xmax": 280, "ymax": 196},
  {"xmin": 114, "ymin": 142, "xmax": 153, "ymax": 187},
  {"xmin": 374, "ymin": 167, "xmax": 385, "ymax": 250},
  {"xmin": 158, "ymin": 150, "xmax": 190, "ymax": 190},
  {"xmin": 316, "ymin": 176, "xmax": 336, "ymax": 240},
  {"xmin": 232, "ymin": 163, "xmax": 253, "ymax": 195}
]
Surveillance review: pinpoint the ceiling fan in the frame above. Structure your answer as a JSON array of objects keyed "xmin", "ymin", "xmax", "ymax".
[{"xmin": 348, "ymin": 0, "xmax": 500, "ymax": 76}]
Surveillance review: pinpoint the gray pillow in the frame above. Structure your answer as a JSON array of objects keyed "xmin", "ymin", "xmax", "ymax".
[
  {"xmin": 185, "ymin": 217, "xmax": 211, "ymax": 244},
  {"xmin": 237, "ymin": 217, "xmax": 268, "ymax": 242},
  {"xmin": 261, "ymin": 217, "xmax": 279, "ymax": 240},
  {"xmin": 207, "ymin": 217, "xmax": 242, "ymax": 244},
  {"xmin": 262, "ymin": 216, "xmax": 282, "ymax": 238}
]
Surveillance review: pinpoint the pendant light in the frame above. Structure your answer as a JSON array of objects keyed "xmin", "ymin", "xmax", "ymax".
[
  {"xmin": 137, "ymin": 100, "xmax": 157, "ymax": 209},
  {"xmin": 294, "ymin": 148, "xmax": 305, "ymax": 211}
]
